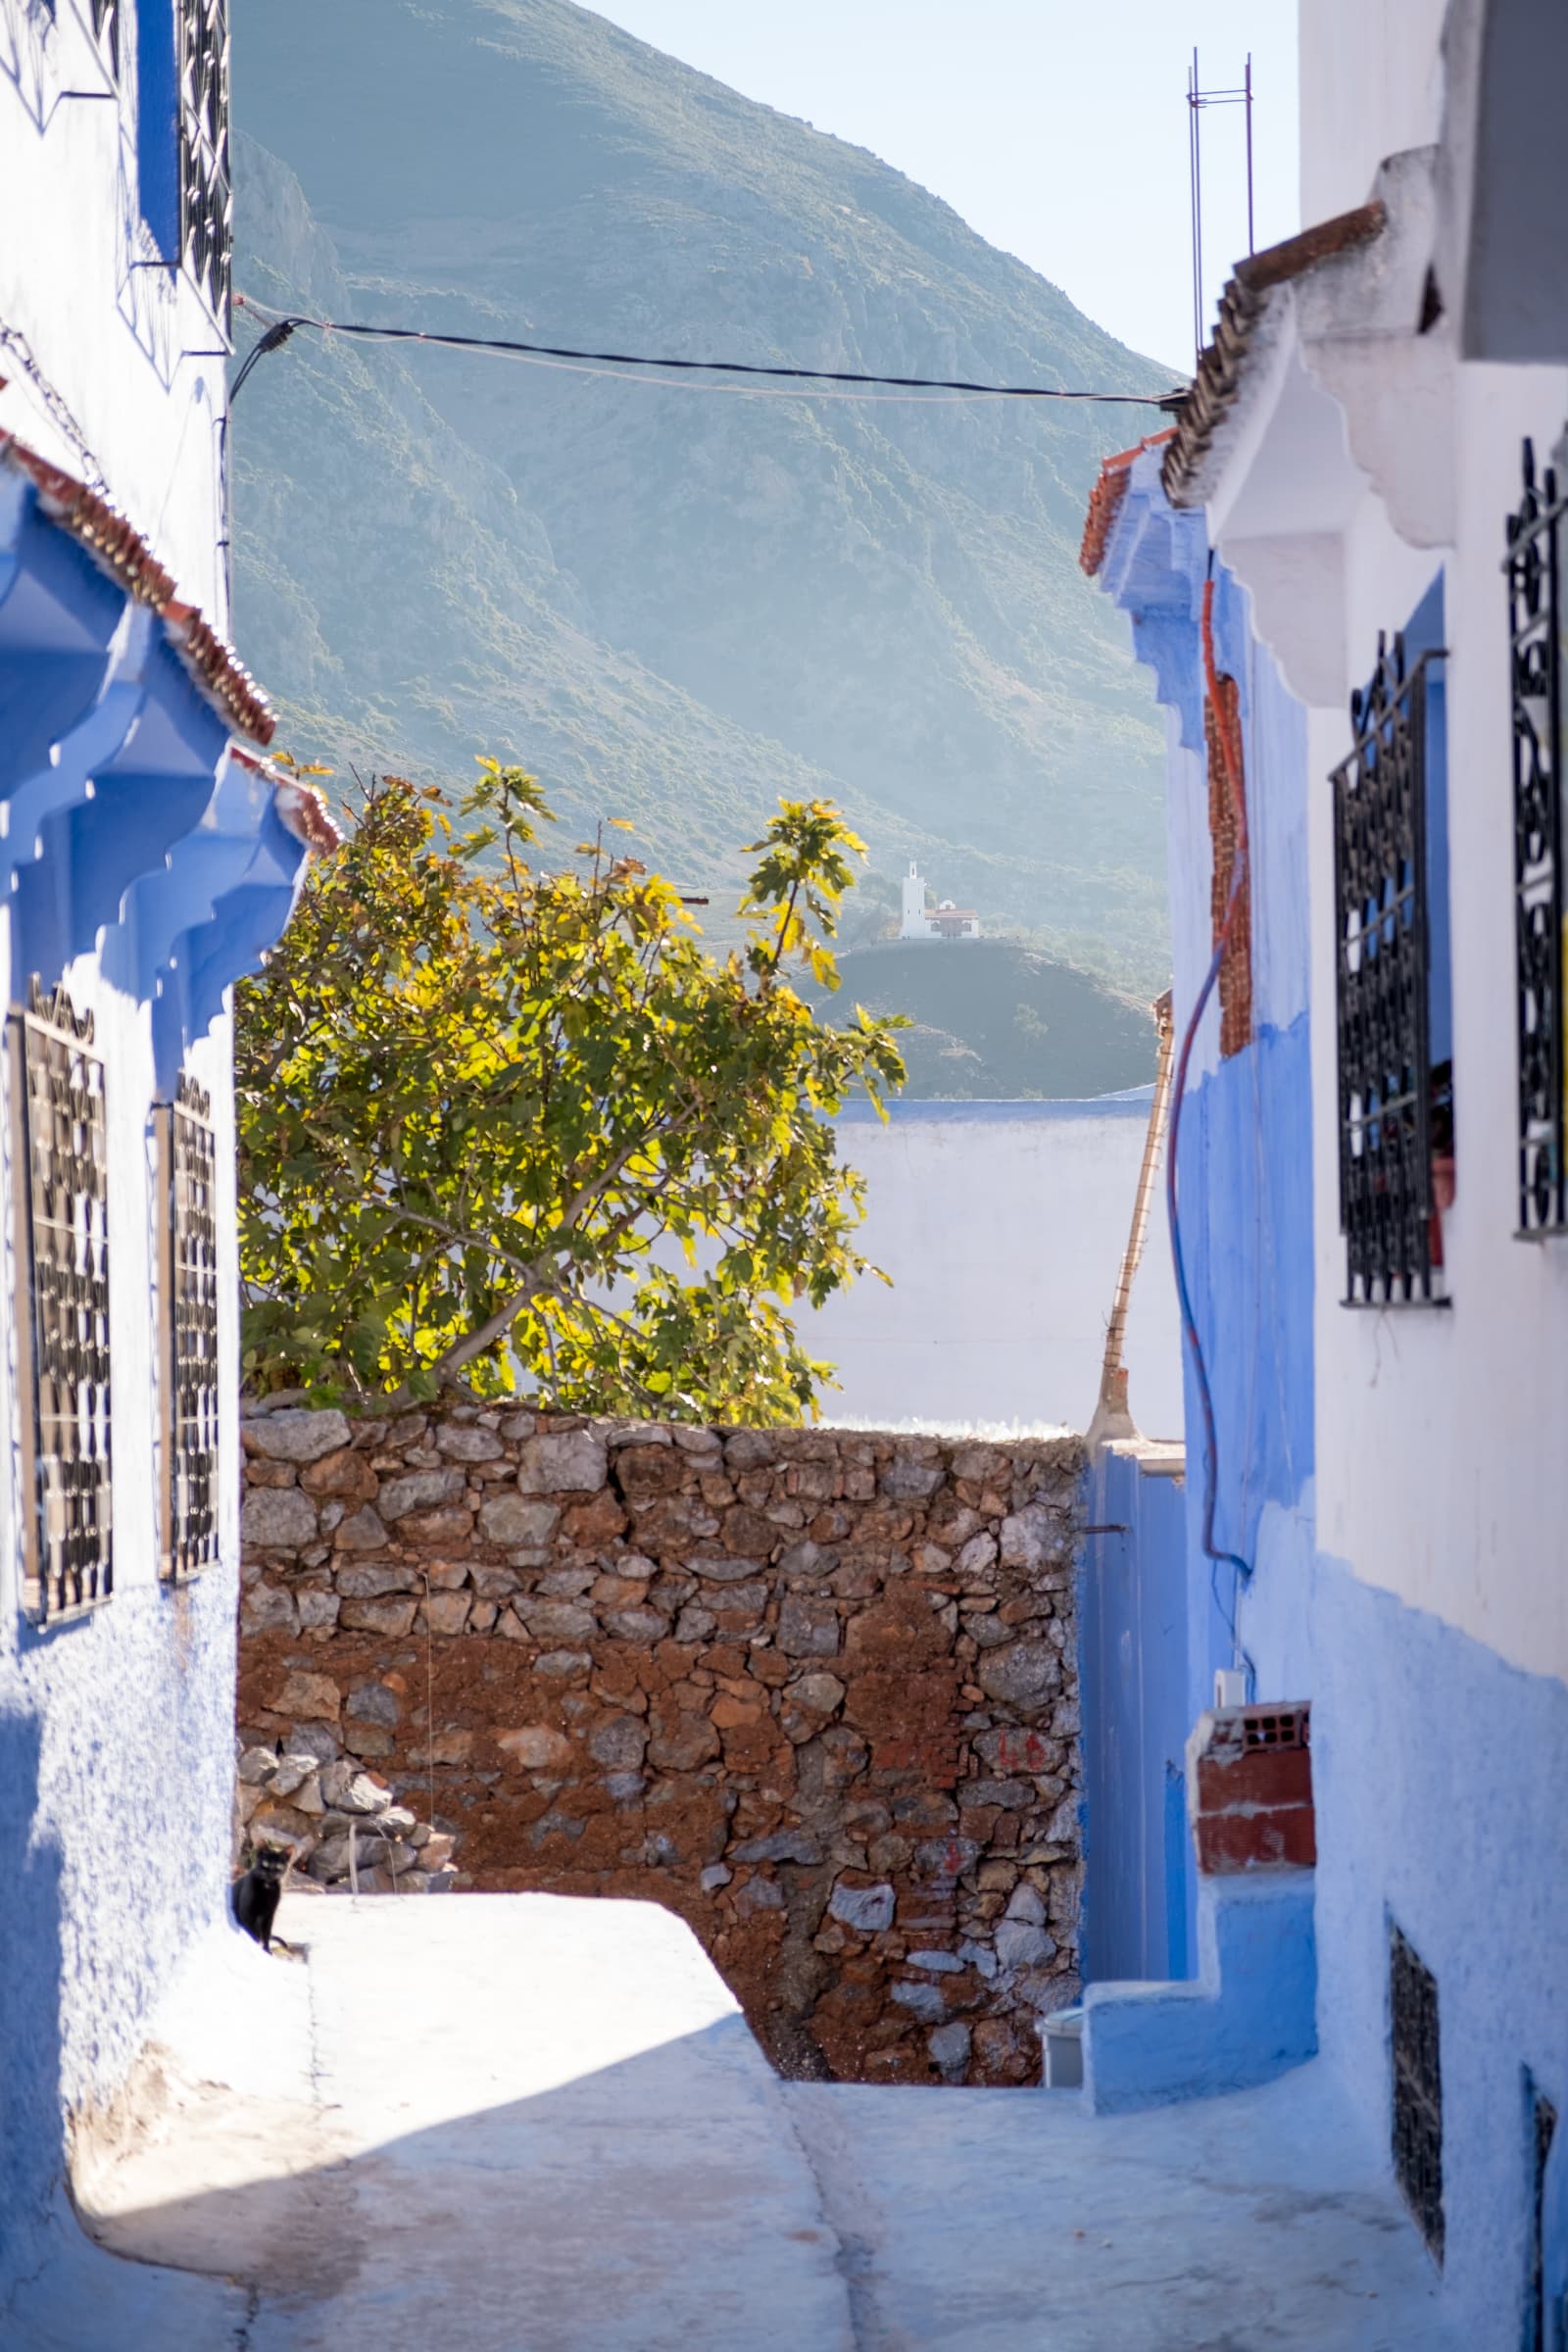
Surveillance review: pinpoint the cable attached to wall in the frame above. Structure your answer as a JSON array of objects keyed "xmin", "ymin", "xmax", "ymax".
[
  {"xmin": 1165, "ymin": 567, "xmax": 1256, "ymax": 1692},
  {"xmin": 228, "ymin": 295, "xmax": 1191, "ymax": 411}
]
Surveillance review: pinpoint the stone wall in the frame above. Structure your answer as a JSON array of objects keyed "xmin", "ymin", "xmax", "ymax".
[
  {"xmin": 234, "ymin": 1743, "xmax": 462, "ymax": 1892},
  {"xmin": 237, "ymin": 1405, "xmax": 1085, "ymax": 2085}
]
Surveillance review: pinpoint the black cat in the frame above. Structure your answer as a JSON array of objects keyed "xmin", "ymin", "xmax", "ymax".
[{"xmin": 232, "ymin": 1844, "xmax": 289, "ymax": 1950}]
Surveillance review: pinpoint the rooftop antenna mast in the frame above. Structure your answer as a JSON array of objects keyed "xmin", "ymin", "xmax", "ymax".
[{"xmin": 1187, "ymin": 50, "xmax": 1255, "ymax": 371}]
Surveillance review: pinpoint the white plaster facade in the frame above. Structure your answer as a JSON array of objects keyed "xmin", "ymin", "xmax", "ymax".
[
  {"xmin": 1298, "ymin": 0, "xmax": 1447, "ymax": 229},
  {"xmin": 808, "ymin": 1100, "xmax": 1183, "ymax": 1439},
  {"xmin": 0, "ymin": 2, "xmax": 231, "ymax": 618},
  {"xmin": 1155, "ymin": 7, "xmax": 1568, "ymax": 2329},
  {"xmin": 1196, "ymin": 3, "xmax": 1568, "ymax": 1687},
  {"xmin": 0, "ymin": 4, "xmax": 320, "ymax": 2301}
]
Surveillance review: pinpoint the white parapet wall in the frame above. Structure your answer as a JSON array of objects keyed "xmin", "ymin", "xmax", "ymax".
[{"xmin": 811, "ymin": 1097, "xmax": 1183, "ymax": 1439}]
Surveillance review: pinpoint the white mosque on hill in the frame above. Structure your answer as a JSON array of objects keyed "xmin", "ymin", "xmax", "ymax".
[{"xmin": 899, "ymin": 860, "xmax": 980, "ymax": 941}]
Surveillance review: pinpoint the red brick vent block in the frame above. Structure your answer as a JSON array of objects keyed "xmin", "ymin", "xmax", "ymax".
[{"xmin": 1188, "ymin": 1702, "xmax": 1314, "ymax": 1875}]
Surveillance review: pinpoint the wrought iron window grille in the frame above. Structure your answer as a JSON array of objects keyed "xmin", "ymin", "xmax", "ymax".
[
  {"xmin": 1332, "ymin": 631, "xmax": 1451, "ymax": 1306},
  {"xmin": 156, "ymin": 1073, "xmax": 219, "ymax": 1582},
  {"xmin": 1506, "ymin": 434, "xmax": 1568, "ymax": 1237},
  {"xmin": 8, "ymin": 979, "xmax": 112, "ymax": 1626},
  {"xmin": 177, "ymin": 0, "xmax": 230, "ymax": 333},
  {"xmin": 1390, "ymin": 1922, "xmax": 1444, "ymax": 2263}
]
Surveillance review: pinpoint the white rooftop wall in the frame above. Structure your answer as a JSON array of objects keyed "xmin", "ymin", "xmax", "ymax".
[
  {"xmin": 1298, "ymin": 0, "xmax": 1446, "ymax": 223},
  {"xmin": 809, "ymin": 1099, "xmax": 1183, "ymax": 1439}
]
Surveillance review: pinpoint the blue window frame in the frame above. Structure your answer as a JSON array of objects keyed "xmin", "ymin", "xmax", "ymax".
[{"xmin": 136, "ymin": 0, "xmax": 230, "ymax": 337}]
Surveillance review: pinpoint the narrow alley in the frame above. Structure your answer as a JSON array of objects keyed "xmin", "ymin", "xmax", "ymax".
[{"xmin": 27, "ymin": 1894, "xmax": 1453, "ymax": 2352}]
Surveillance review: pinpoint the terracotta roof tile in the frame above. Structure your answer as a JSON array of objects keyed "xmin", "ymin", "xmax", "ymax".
[
  {"xmin": 231, "ymin": 749, "xmax": 344, "ymax": 855},
  {"xmin": 1079, "ymin": 430, "xmax": 1177, "ymax": 577},
  {"xmin": 1161, "ymin": 200, "xmax": 1386, "ymax": 509},
  {"xmin": 0, "ymin": 431, "xmax": 276, "ymax": 745}
]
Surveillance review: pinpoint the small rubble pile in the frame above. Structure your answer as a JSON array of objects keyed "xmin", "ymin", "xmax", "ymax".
[{"xmin": 235, "ymin": 1744, "xmax": 460, "ymax": 1894}]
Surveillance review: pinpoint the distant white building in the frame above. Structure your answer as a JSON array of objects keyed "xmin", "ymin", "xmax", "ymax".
[{"xmin": 899, "ymin": 860, "xmax": 979, "ymax": 940}]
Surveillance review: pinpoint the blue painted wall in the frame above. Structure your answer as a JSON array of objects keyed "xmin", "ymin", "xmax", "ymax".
[
  {"xmin": 1084, "ymin": 449, "xmax": 1317, "ymax": 1982},
  {"xmin": 1080, "ymin": 1448, "xmax": 1192, "ymax": 1984},
  {"xmin": 1174, "ymin": 1011, "xmax": 1315, "ymax": 1723},
  {"xmin": 0, "ymin": 131, "xmax": 308, "ymax": 2327},
  {"xmin": 1239, "ymin": 1535, "xmax": 1568, "ymax": 2350},
  {"xmin": 1091, "ymin": 448, "xmax": 1568, "ymax": 2344},
  {"xmin": 0, "ymin": 1576, "xmax": 241, "ymax": 2291}
]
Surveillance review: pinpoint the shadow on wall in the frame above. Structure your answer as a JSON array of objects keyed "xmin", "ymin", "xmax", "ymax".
[
  {"xmin": 0, "ymin": 1690, "xmax": 262, "ymax": 2347},
  {"xmin": 0, "ymin": 1706, "xmax": 64, "ymax": 2300}
]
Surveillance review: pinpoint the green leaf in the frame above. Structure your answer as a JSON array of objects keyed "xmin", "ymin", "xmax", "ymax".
[{"xmin": 235, "ymin": 764, "xmax": 906, "ymax": 1417}]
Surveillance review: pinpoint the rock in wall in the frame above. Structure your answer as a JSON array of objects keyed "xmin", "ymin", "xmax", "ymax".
[{"xmin": 237, "ymin": 1406, "xmax": 1084, "ymax": 2084}]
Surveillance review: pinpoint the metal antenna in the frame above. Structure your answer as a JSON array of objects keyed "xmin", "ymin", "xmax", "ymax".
[
  {"xmin": 1188, "ymin": 49, "xmax": 1203, "ymax": 373},
  {"xmin": 1187, "ymin": 50, "xmax": 1256, "ymax": 369}
]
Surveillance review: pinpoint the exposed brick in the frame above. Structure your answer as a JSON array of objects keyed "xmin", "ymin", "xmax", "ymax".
[
  {"xmin": 1194, "ymin": 1805, "xmax": 1317, "ymax": 1874},
  {"xmin": 1195, "ymin": 1743, "xmax": 1312, "ymax": 1814}
]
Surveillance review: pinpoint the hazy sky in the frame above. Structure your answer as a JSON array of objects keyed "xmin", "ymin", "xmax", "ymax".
[{"xmin": 586, "ymin": 1, "xmax": 1300, "ymax": 374}]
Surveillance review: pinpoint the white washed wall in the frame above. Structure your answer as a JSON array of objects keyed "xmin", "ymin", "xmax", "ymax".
[
  {"xmin": 1301, "ymin": 362, "xmax": 1568, "ymax": 1687},
  {"xmin": 0, "ymin": 2, "xmax": 253, "ymax": 2272},
  {"xmin": 1298, "ymin": 0, "xmax": 1447, "ymax": 225},
  {"xmin": 808, "ymin": 1099, "xmax": 1184, "ymax": 1440},
  {"xmin": 0, "ymin": 3, "xmax": 229, "ymax": 617}
]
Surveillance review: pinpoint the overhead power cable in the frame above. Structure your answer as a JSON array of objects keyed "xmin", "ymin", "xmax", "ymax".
[{"xmin": 230, "ymin": 297, "xmax": 1190, "ymax": 410}]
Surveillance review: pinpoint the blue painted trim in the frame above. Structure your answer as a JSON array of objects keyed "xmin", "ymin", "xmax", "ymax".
[
  {"xmin": 0, "ymin": 478, "xmax": 305, "ymax": 1066},
  {"xmin": 135, "ymin": 0, "xmax": 179, "ymax": 266}
]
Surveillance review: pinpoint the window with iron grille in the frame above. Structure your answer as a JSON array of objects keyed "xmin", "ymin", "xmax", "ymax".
[
  {"xmin": 1205, "ymin": 672, "xmax": 1252, "ymax": 1057},
  {"xmin": 1390, "ymin": 1922, "xmax": 1444, "ymax": 2261},
  {"xmin": 1332, "ymin": 616, "xmax": 1452, "ymax": 1305},
  {"xmin": 1507, "ymin": 434, "xmax": 1567, "ymax": 1236},
  {"xmin": 177, "ymin": 0, "xmax": 230, "ymax": 329},
  {"xmin": 157, "ymin": 1074, "xmax": 220, "ymax": 1581},
  {"xmin": 9, "ymin": 981, "xmax": 112, "ymax": 1625}
]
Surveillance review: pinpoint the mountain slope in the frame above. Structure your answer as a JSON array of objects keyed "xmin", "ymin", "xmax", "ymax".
[
  {"xmin": 808, "ymin": 941, "xmax": 1157, "ymax": 1100},
  {"xmin": 230, "ymin": 0, "xmax": 1173, "ymax": 982}
]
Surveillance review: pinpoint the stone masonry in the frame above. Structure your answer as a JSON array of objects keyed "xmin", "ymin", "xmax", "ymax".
[
  {"xmin": 234, "ymin": 1743, "xmax": 462, "ymax": 1893},
  {"xmin": 237, "ymin": 1405, "xmax": 1085, "ymax": 2085}
]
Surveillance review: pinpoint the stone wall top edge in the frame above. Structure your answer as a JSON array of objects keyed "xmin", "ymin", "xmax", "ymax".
[{"xmin": 241, "ymin": 1397, "xmax": 1087, "ymax": 1469}]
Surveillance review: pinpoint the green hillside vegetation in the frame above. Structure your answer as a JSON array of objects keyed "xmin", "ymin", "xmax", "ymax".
[
  {"xmin": 808, "ymin": 939, "xmax": 1157, "ymax": 1100},
  {"xmin": 230, "ymin": 0, "xmax": 1176, "ymax": 992}
]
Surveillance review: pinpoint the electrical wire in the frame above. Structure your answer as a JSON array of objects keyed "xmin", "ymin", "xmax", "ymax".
[
  {"xmin": 1165, "ymin": 568, "xmax": 1255, "ymax": 1690},
  {"xmin": 230, "ymin": 296, "xmax": 1190, "ymax": 410}
]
